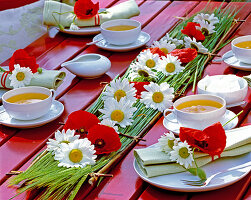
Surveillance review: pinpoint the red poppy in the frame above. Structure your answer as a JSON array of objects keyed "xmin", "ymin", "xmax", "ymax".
[
  {"xmin": 74, "ymin": 0, "xmax": 99, "ymax": 19},
  {"xmin": 179, "ymin": 122, "xmax": 226, "ymax": 159},
  {"xmin": 9, "ymin": 49, "xmax": 39, "ymax": 73},
  {"xmin": 87, "ymin": 124, "xmax": 121, "ymax": 154},
  {"xmin": 169, "ymin": 48, "xmax": 197, "ymax": 63},
  {"xmin": 181, "ymin": 22, "xmax": 205, "ymax": 41},
  {"xmin": 63, "ymin": 110, "xmax": 100, "ymax": 136},
  {"xmin": 130, "ymin": 81, "xmax": 150, "ymax": 99},
  {"xmin": 142, "ymin": 47, "xmax": 167, "ymax": 58}
]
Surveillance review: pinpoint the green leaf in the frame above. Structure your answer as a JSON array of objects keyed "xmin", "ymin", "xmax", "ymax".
[
  {"xmin": 197, "ymin": 168, "xmax": 207, "ymax": 180},
  {"xmin": 188, "ymin": 168, "xmax": 197, "ymax": 176},
  {"xmin": 58, "ymin": 24, "xmax": 64, "ymax": 31}
]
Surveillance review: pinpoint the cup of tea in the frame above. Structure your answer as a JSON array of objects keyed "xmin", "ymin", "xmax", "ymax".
[
  {"xmin": 231, "ymin": 35, "xmax": 251, "ymax": 64},
  {"xmin": 2, "ymin": 86, "xmax": 55, "ymax": 120},
  {"xmin": 164, "ymin": 94, "xmax": 226, "ymax": 130},
  {"xmin": 100, "ymin": 19, "xmax": 141, "ymax": 45}
]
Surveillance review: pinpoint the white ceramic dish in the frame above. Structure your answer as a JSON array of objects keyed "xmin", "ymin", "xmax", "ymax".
[
  {"xmin": 100, "ymin": 19, "xmax": 141, "ymax": 45},
  {"xmin": 57, "ymin": 26, "xmax": 101, "ymax": 35},
  {"xmin": 163, "ymin": 109, "xmax": 238, "ymax": 135},
  {"xmin": 231, "ymin": 35, "xmax": 251, "ymax": 64},
  {"xmin": 61, "ymin": 54, "xmax": 111, "ymax": 79},
  {"xmin": 93, "ymin": 31, "xmax": 150, "ymax": 52},
  {"xmin": 223, "ymin": 50, "xmax": 251, "ymax": 71},
  {"xmin": 197, "ymin": 75, "xmax": 248, "ymax": 106},
  {"xmin": 134, "ymin": 153, "xmax": 251, "ymax": 192},
  {"xmin": 0, "ymin": 100, "xmax": 64, "ymax": 128},
  {"xmin": 0, "ymin": 89, "xmax": 8, "ymax": 103}
]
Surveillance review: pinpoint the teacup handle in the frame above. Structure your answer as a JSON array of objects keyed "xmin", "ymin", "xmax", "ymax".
[
  {"xmin": 50, "ymin": 89, "xmax": 56, "ymax": 100},
  {"xmin": 163, "ymin": 108, "xmax": 178, "ymax": 123}
]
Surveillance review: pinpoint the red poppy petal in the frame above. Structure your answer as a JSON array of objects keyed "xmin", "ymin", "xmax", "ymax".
[
  {"xmin": 130, "ymin": 81, "xmax": 150, "ymax": 99},
  {"xmin": 63, "ymin": 110, "xmax": 100, "ymax": 133},
  {"xmin": 181, "ymin": 22, "xmax": 205, "ymax": 41},
  {"xmin": 170, "ymin": 48, "xmax": 197, "ymax": 63},
  {"xmin": 74, "ymin": 0, "xmax": 99, "ymax": 19},
  {"xmin": 87, "ymin": 124, "xmax": 121, "ymax": 154}
]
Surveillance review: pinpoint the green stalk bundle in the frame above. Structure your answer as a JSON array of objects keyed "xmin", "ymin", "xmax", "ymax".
[{"xmin": 9, "ymin": 5, "xmax": 239, "ymax": 200}]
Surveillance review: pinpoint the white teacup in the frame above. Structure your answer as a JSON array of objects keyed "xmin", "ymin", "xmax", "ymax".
[
  {"xmin": 2, "ymin": 86, "xmax": 55, "ymax": 120},
  {"xmin": 101, "ymin": 19, "xmax": 141, "ymax": 45},
  {"xmin": 231, "ymin": 35, "xmax": 251, "ymax": 64},
  {"xmin": 164, "ymin": 94, "xmax": 226, "ymax": 130}
]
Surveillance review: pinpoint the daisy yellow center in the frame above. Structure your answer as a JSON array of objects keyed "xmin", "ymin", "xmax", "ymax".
[
  {"xmin": 61, "ymin": 140, "xmax": 70, "ymax": 144},
  {"xmin": 152, "ymin": 92, "xmax": 164, "ymax": 103},
  {"xmin": 165, "ymin": 63, "xmax": 175, "ymax": 73},
  {"xmin": 69, "ymin": 149, "xmax": 83, "ymax": 163},
  {"xmin": 114, "ymin": 90, "xmax": 126, "ymax": 101},
  {"xmin": 179, "ymin": 147, "xmax": 190, "ymax": 159},
  {"xmin": 168, "ymin": 139, "xmax": 174, "ymax": 149},
  {"xmin": 201, "ymin": 28, "xmax": 209, "ymax": 36},
  {"xmin": 160, "ymin": 48, "xmax": 168, "ymax": 54},
  {"xmin": 146, "ymin": 59, "xmax": 155, "ymax": 68},
  {"xmin": 111, "ymin": 110, "xmax": 124, "ymax": 122},
  {"xmin": 205, "ymin": 19, "xmax": 210, "ymax": 24},
  {"xmin": 16, "ymin": 72, "xmax": 25, "ymax": 81},
  {"xmin": 191, "ymin": 43, "xmax": 199, "ymax": 51},
  {"xmin": 138, "ymin": 69, "xmax": 149, "ymax": 77}
]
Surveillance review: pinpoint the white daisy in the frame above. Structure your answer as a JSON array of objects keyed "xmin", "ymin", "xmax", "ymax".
[
  {"xmin": 140, "ymin": 82, "xmax": 174, "ymax": 112},
  {"xmin": 9, "ymin": 64, "xmax": 33, "ymax": 88},
  {"xmin": 47, "ymin": 129, "xmax": 80, "ymax": 154},
  {"xmin": 193, "ymin": 13, "xmax": 219, "ymax": 25},
  {"xmin": 137, "ymin": 49, "xmax": 160, "ymax": 69},
  {"xmin": 196, "ymin": 20, "xmax": 216, "ymax": 36},
  {"xmin": 99, "ymin": 97, "xmax": 137, "ymax": 128},
  {"xmin": 170, "ymin": 141, "xmax": 194, "ymax": 169},
  {"xmin": 129, "ymin": 63, "xmax": 156, "ymax": 81},
  {"xmin": 100, "ymin": 118, "xmax": 119, "ymax": 133},
  {"xmin": 160, "ymin": 33, "xmax": 183, "ymax": 47},
  {"xmin": 151, "ymin": 40, "xmax": 176, "ymax": 55},
  {"xmin": 70, "ymin": 22, "xmax": 80, "ymax": 30},
  {"xmin": 184, "ymin": 37, "xmax": 208, "ymax": 53},
  {"xmin": 158, "ymin": 132, "xmax": 179, "ymax": 153},
  {"xmin": 157, "ymin": 54, "xmax": 183, "ymax": 76},
  {"xmin": 102, "ymin": 78, "xmax": 136, "ymax": 103},
  {"xmin": 54, "ymin": 138, "xmax": 97, "ymax": 168}
]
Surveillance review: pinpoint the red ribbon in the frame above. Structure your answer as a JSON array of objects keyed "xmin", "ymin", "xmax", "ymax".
[
  {"xmin": 1, "ymin": 71, "xmax": 10, "ymax": 89},
  {"xmin": 94, "ymin": 14, "xmax": 100, "ymax": 26}
]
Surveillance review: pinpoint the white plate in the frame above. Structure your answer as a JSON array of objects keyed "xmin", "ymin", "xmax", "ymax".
[
  {"xmin": 163, "ymin": 110, "xmax": 238, "ymax": 135},
  {"xmin": 223, "ymin": 50, "xmax": 251, "ymax": 71},
  {"xmin": 57, "ymin": 26, "xmax": 101, "ymax": 36},
  {"xmin": 0, "ymin": 100, "xmax": 64, "ymax": 128},
  {"xmin": 93, "ymin": 31, "xmax": 150, "ymax": 52},
  {"xmin": 134, "ymin": 153, "xmax": 251, "ymax": 192}
]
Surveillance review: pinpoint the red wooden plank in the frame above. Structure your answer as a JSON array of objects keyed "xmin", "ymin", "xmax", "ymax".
[
  {"xmin": 243, "ymin": 185, "xmax": 251, "ymax": 200},
  {"xmin": 0, "ymin": 0, "xmax": 169, "ymax": 185}
]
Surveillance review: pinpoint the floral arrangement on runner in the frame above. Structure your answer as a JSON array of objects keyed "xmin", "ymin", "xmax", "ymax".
[{"xmin": 9, "ymin": 5, "xmax": 240, "ymax": 200}]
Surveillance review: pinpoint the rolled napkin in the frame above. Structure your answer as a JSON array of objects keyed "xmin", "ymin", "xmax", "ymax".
[
  {"xmin": 134, "ymin": 125, "xmax": 251, "ymax": 177},
  {"xmin": 43, "ymin": 0, "xmax": 140, "ymax": 28},
  {"xmin": 0, "ymin": 69, "xmax": 66, "ymax": 90}
]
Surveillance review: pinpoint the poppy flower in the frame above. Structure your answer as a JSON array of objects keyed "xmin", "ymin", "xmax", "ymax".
[
  {"xmin": 74, "ymin": 0, "xmax": 99, "ymax": 19},
  {"xmin": 169, "ymin": 48, "xmax": 197, "ymax": 63},
  {"xmin": 142, "ymin": 47, "xmax": 167, "ymax": 58},
  {"xmin": 181, "ymin": 22, "xmax": 205, "ymax": 41},
  {"xmin": 87, "ymin": 124, "xmax": 121, "ymax": 154},
  {"xmin": 130, "ymin": 81, "xmax": 150, "ymax": 99},
  {"xmin": 9, "ymin": 49, "xmax": 39, "ymax": 73},
  {"xmin": 179, "ymin": 122, "xmax": 226, "ymax": 159},
  {"xmin": 63, "ymin": 110, "xmax": 100, "ymax": 136}
]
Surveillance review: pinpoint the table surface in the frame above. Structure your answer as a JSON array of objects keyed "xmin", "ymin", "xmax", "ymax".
[{"xmin": 0, "ymin": 1, "xmax": 251, "ymax": 200}]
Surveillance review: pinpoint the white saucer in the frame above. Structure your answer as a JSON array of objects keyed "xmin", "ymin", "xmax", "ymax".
[
  {"xmin": 163, "ymin": 110, "xmax": 238, "ymax": 135},
  {"xmin": 93, "ymin": 31, "xmax": 150, "ymax": 52},
  {"xmin": 223, "ymin": 50, "xmax": 251, "ymax": 71},
  {"xmin": 0, "ymin": 100, "xmax": 64, "ymax": 128},
  {"xmin": 57, "ymin": 26, "xmax": 101, "ymax": 36}
]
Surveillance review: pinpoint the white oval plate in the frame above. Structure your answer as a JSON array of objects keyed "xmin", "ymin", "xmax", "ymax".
[
  {"xmin": 134, "ymin": 153, "xmax": 251, "ymax": 192},
  {"xmin": 93, "ymin": 31, "xmax": 150, "ymax": 52},
  {"xmin": 57, "ymin": 26, "xmax": 101, "ymax": 35},
  {"xmin": 223, "ymin": 50, "xmax": 251, "ymax": 71},
  {"xmin": 163, "ymin": 110, "xmax": 238, "ymax": 135},
  {"xmin": 0, "ymin": 100, "xmax": 64, "ymax": 128}
]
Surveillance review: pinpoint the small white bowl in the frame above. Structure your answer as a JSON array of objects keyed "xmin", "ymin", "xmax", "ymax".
[
  {"xmin": 100, "ymin": 19, "xmax": 141, "ymax": 45},
  {"xmin": 61, "ymin": 54, "xmax": 111, "ymax": 79},
  {"xmin": 231, "ymin": 35, "xmax": 251, "ymax": 64},
  {"xmin": 197, "ymin": 75, "xmax": 248, "ymax": 106}
]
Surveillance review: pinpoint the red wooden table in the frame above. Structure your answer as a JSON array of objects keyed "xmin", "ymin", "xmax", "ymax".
[{"xmin": 0, "ymin": 1, "xmax": 251, "ymax": 200}]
